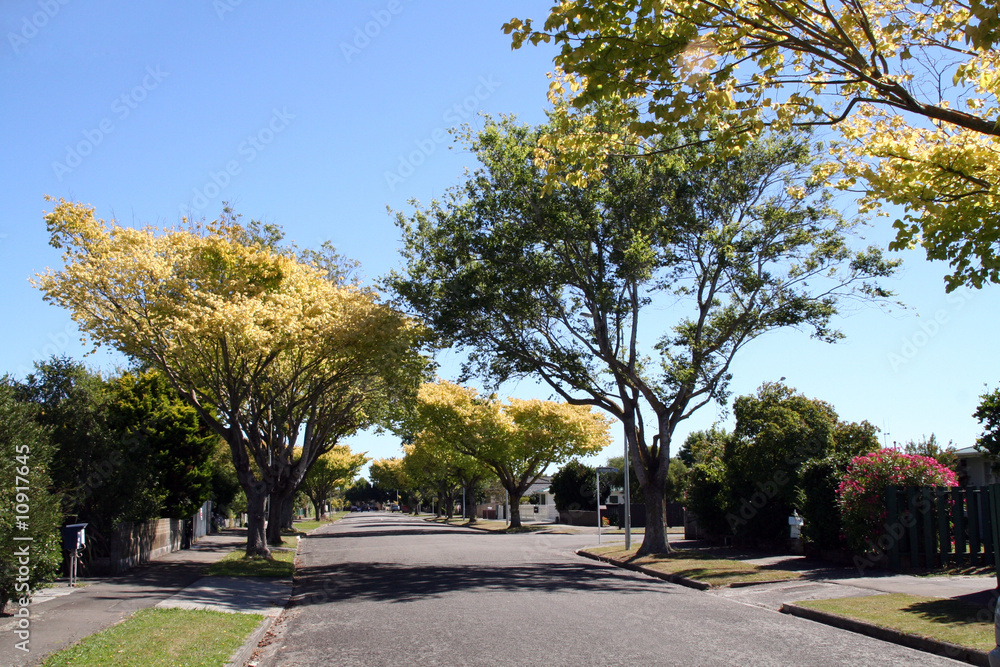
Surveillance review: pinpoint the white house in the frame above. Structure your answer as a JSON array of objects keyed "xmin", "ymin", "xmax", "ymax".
[{"xmin": 954, "ymin": 446, "xmax": 999, "ymax": 487}]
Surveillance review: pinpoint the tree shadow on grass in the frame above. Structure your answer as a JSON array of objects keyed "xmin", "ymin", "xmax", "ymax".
[{"xmin": 904, "ymin": 594, "xmax": 995, "ymax": 626}]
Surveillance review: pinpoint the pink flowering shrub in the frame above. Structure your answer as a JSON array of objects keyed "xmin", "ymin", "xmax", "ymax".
[{"xmin": 837, "ymin": 449, "xmax": 957, "ymax": 554}]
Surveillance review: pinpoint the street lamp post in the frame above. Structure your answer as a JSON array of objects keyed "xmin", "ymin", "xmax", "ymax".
[{"xmin": 595, "ymin": 466, "xmax": 619, "ymax": 545}]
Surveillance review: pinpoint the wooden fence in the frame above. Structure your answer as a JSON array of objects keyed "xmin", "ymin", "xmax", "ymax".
[{"xmin": 884, "ymin": 484, "xmax": 1000, "ymax": 570}]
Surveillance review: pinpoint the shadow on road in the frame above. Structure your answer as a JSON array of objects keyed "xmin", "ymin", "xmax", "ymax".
[
  {"xmin": 291, "ymin": 561, "xmax": 672, "ymax": 607},
  {"xmin": 305, "ymin": 527, "xmax": 479, "ymax": 540}
]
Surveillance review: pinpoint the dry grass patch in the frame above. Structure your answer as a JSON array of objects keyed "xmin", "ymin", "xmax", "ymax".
[{"xmin": 585, "ymin": 545, "xmax": 802, "ymax": 588}]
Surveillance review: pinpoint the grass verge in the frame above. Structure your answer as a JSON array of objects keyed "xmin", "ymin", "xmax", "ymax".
[
  {"xmin": 794, "ymin": 594, "xmax": 994, "ymax": 652},
  {"xmin": 425, "ymin": 516, "xmax": 546, "ymax": 533},
  {"xmin": 293, "ymin": 511, "xmax": 349, "ymax": 533},
  {"xmin": 40, "ymin": 607, "xmax": 264, "ymax": 667},
  {"xmin": 584, "ymin": 545, "xmax": 802, "ymax": 588},
  {"xmin": 206, "ymin": 547, "xmax": 295, "ymax": 578}
]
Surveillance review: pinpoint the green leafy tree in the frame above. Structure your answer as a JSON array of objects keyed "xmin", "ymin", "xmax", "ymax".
[
  {"xmin": 0, "ymin": 379, "xmax": 62, "ymax": 611},
  {"xmin": 975, "ymin": 387, "xmax": 1000, "ymax": 459},
  {"xmin": 107, "ymin": 370, "xmax": 218, "ymax": 519},
  {"xmin": 390, "ymin": 118, "xmax": 898, "ymax": 553},
  {"xmin": 550, "ymin": 460, "xmax": 599, "ymax": 512},
  {"xmin": 507, "ymin": 1, "xmax": 1000, "ymax": 290},
  {"xmin": 724, "ymin": 383, "xmax": 879, "ymax": 540}
]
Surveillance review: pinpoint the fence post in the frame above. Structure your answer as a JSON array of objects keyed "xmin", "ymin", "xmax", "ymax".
[
  {"xmin": 887, "ymin": 487, "xmax": 900, "ymax": 570},
  {"xmin": 969, "ymin": 488, "xmax": 982, "ymax": 567},
  {"xmin": 936, "ymin": 488, "xmax": 950, "ymax": 568},
  {"xmin": 906, "ymin": 487, "xmax": 919, "ymax": 568},
  {"xmin": 921, "ymin": 487, "xmax": 935, "ymax": 568},
  {"xmin": 954, "ymin": 487, "xmax": 968, "ymax": 568}
]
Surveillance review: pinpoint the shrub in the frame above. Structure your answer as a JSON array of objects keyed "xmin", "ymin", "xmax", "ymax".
[
  {"xmin": 550, "ymin": 460, "xmax": 596, "ymax": 512},
  {"xmin": 837, "ymin": 449, "xmax": 957, "ymax": 554},
  {"xmin": 798, "ymin": 454, "xmax": 855, "ymax": 551},
  {"xmin": 0, "ymin": 380, "xmax": 63, "ymax": 610},
  {"xmin": 686, "ymin": 459, "xmax": 730, "ymax": 536}
]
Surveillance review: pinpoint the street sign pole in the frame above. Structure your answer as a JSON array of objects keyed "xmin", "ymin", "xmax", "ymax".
[
  {"xmin": 595, "ymin": 467, "xmax": 619, "ymax": 546},
  {"xmin": 624, "ymin": 434, "xmax": 632, "ymax": 551}
]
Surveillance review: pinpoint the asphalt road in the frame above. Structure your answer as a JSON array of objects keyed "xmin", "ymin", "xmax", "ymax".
[{"xmin": 259, "ymin": 513, "xmax": 966, "ymax": 667}]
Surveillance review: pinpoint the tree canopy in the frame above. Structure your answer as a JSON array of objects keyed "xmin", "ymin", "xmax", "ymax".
[
  {"xmin": 408, "ymin": 380, "xmax": 610, "ymax": 527},
  {"xmin": 299, "ymin": 445, "xmax": 367, "ymax": 521},
  {"xmin": 35, "ymin": 199, "xmax": 428, "ymax": 557},
  {"xmin": 390, "ymin": 118, "xmax": 897, "ymax": 552},
  {"xmin": 506, "ymin": 1, "xmax": 1000, "ymax": 290}
]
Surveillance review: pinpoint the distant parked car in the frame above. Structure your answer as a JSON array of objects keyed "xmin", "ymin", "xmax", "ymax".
[{"xmin": 350, "ymin": 506, "xmax": 360, "ymax": 512}]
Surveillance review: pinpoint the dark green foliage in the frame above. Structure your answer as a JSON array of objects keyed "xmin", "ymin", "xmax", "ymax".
[
  {"xmin": 14, "ymin": 358, "xmax": 219, "ymax": 553},
  {"xmin": 797, "ymin": 454, "xmax": 855, "ymax": 551},
  {"xmin": 686, "ymin": 460, "xmax": 730, "ymax": 536},
  {"xmin": 725, "ymin": 383, "xmax": 839, "ymax": 540},
  {"xmin": 0, "ymin": 378, "xmax": 62, "ymax": 609},
  {"xmin": 605, "ymin": 455, "xmax": 644, "ymax": 504},
  {"xmin": 550, "ymin": 460, "xmax": 611, "ymax": 511},
  {"xmin": 106, "ymin": 370, "xmax": 216, "ymax": 519},
  {"xmin": 975, "ymin": 386, "xmax": 1000, "ymax": 457}
]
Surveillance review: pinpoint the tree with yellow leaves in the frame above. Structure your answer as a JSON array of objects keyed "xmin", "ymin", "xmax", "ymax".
[
  {"xmin": 299, "ymin": 445, "xmax": 367, "ymax": 522},
  {"xmin": 410, "ymin": 381, "xmax": 610, "ymax": 528},
  {"xmin": 35, "ymin": 199, "xmax": 428, "ymax": 557},
  {"xmin": 506, "ymin": 0, "xmax": 1000, "ymax": 290}
]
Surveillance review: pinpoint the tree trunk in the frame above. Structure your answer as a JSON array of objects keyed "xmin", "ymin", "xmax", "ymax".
[
  {"xmin": 267, "ymin": 487, "xmax": 294, "ymax": 546},
  {"xmin": 637, "ymin": 477, "xmax": 671, "ymax": 555},
  {"xmin": 509, "ymin": 500, "xmax": 522, "ymax": 528},
  {"xmin": 465, "ymin": 481, "xmax": 478, "ymax": 525},
  {"xmin": 244, "ymin": 482, "xmax": 271, "ymax": 559}
]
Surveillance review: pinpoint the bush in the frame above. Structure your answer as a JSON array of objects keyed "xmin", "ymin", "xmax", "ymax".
[
  {"xmin": 838, "ymin": 449, "xmax": 957, "ymax": 554},
  {"xmin": 798, "ymin": 454, "xmax": 854, "ymax": 551},
  {"xmin": 550, "ymin": 460, "xmax": 596, "ymax": 512},
  {"xmin": 0, "ymin": 380, "xmax": 63, "ymax": 610},
  {"xmin": 686, "ymin": 459, "xmax": 730, "ymax": 536}
]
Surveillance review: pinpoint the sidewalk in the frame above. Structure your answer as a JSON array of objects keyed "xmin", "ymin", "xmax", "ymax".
[
  {"xmin": 591, "ymin": 536, "xmax": 998, "ymax": 665},
  {"xmin": 0, "ymin": 531, "xmax": 289, "ymax": 667}
]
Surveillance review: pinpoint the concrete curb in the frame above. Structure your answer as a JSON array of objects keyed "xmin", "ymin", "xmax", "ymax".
[
  {"xmin": 226, "ymin": 613, "xmax": 278, "ymax": 667},
  {"xmin": 780, "ymin": 603, "xmax": 989, "ymax": 667},
  {"xmin": 576, "ymin": 549, "xmax": 711, "ymax": 591}
]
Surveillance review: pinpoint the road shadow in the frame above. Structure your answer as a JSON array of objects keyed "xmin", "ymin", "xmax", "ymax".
[
  {"xmin": 304, "ymin": 527, "xmax": 480, "ymax": 540},
  {"xmin": 291, "ymin": 560, "xmax": 673, "ymax": 607}
]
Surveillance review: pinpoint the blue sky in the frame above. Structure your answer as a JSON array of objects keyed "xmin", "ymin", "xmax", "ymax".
[{"xmin": 3, "ymin": 1, "xmax": 999, "ymax": 472}]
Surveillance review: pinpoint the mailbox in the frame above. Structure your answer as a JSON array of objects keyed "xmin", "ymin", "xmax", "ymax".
[{"xmin": 62, "ymin": 523, "xmax": 88, "ymax": 551}]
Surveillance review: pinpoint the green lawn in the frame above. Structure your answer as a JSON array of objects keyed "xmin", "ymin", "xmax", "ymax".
[
  {"xmin": 795, "ymin": 594, "xmax": 994, "ymax": 652},
  {"xmin": 585, "ymin": 545, "xmax": 802, "ymax": 587},
  {"xmin": 40, "ymin": 607, "xmax": 264, "ymax": 667},
  {"xmin": 206, "ymin": 547, "xmax": 295, "ymax": 578},
  {"xmin": 293, "ymin": 511, "xmax": 348, "ymax": 533},
  {"xmin": 426, "ymin": 516, "xmax": 547, "ymax": 533}
]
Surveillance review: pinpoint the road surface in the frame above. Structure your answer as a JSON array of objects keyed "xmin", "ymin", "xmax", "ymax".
[{"xmin": 259, "ymin": 513, "xmax": 966, "ymax": 666}]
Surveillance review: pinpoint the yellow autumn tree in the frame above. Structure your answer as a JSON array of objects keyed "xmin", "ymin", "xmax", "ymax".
[
  {"xmin": 411, "ymin": 380, "xmax": 610, "ymax": 528},
  {"xmin": 506, "ymin": 1, "xmax": 1000, "ymax": 290},
  {"xmin": 299, "ymin": 445, "xmax": 368, "ymax": 522},
  {"xmin": 35, "ymin": 198, "xmax": 428, "ymax": 558}
]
